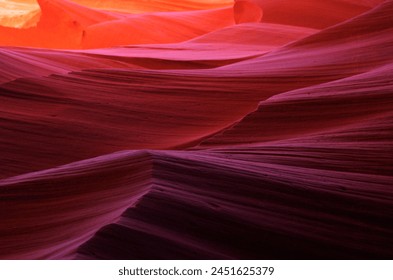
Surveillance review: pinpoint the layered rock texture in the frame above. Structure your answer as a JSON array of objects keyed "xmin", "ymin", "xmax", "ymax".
[{"xmin": 0, "ymin": 0, "xmax": 392, "ymax": 259}]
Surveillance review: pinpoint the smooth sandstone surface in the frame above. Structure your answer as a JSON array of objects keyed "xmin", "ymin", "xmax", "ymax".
[{"xmin": 0, "ymin": 0, "xmax": 392, "ymax": 259}]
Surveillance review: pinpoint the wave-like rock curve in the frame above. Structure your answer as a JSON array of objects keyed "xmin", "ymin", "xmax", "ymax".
[{"xmin": 0, "ymin": 0, "xmax": 392, "ymax": 259}]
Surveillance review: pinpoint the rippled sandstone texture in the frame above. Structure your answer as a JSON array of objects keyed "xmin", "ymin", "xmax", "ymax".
[{"xmin": 0, "ymin": 0, "xmax": 392, "ymax": 259}]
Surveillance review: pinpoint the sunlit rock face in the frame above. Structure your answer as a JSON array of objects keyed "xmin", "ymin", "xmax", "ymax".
[{"xmin": 0, "ymin": 0, "xmax": 392, "ymax": 260}]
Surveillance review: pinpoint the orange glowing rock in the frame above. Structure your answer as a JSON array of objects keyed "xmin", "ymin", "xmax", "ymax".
[
  {"xmin": 0, "ymin": 0, "xmax": 236, "ymax": 49},
  {"xmin": 233, "ymin": 0, "xmax": 263, "ymax": 24}
]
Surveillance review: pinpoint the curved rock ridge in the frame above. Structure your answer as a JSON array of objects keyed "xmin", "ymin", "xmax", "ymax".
[
  {"xmin": 0, "ymin": 0, "xmax": 392, "ymax": 259},
  {"xmin": 1, "ymin": 0, "xmax": 390, "ymax": 178},
  {"xmin": 200, "ymin": 62, "xmax": 393, "ymax": 146},
  {"xmin": 1, "ymin": 144, "xmax": 392, "ymax": 259},
  {"xmin": 76, "ymin": 148, "xmax": 393, "ymax": 259},
  {"xmin": 0, "ymin": 150, "xmax": 153, "ymax": 259}
]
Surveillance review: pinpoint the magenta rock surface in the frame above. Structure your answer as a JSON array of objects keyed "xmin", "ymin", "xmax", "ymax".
[{"xmin": 0, "ymin": 0, "xmax": 392, "ymax": 259}]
